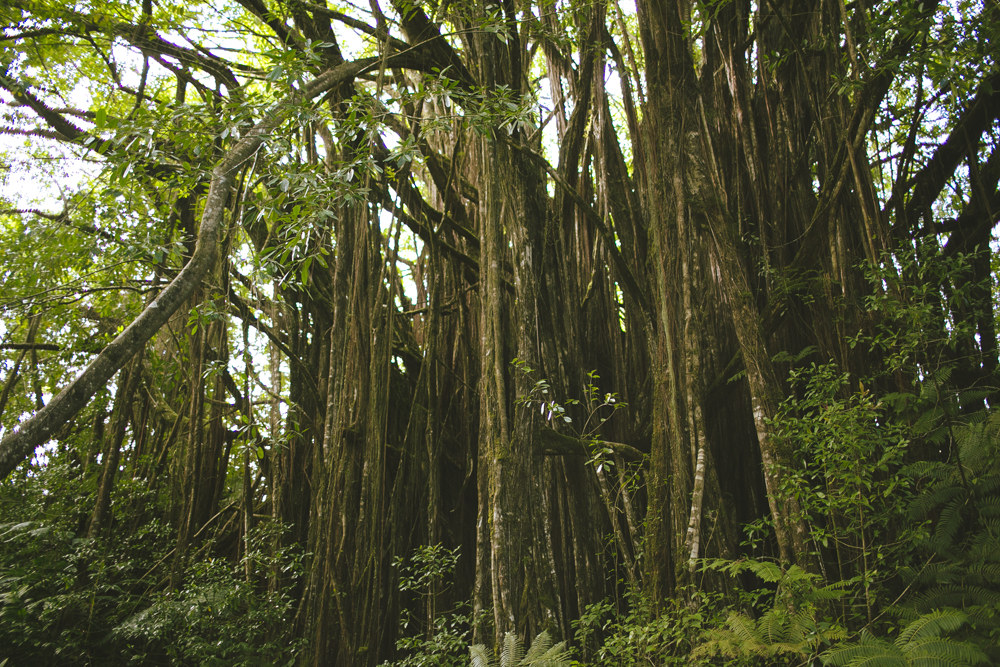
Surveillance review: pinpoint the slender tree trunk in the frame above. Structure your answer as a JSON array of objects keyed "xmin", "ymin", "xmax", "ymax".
[{"xmin": 87, "ymin": 353, "xmax": 143, "ymax": 539}]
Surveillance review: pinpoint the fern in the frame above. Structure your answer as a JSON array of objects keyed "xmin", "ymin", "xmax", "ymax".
[
  {"xmin": 468, "ymin": 631, "xmax": 570, "ymax": 667},
  {"xmin": 694, "ymin": 558, "xmax": 852, "ymax": 663},
  {"xmin": 500, "ymin": 632, "xmax": 523, "ymax": 667},
  {"xmin": 904, "ymin": 637, "xmax": 989, "ymax": 665},
  {"xmin": 470, "ymin": 644, "xmax": 491, "ymax": 667},
  {"xmin": 694, "ymin": 606, "xmax": 846, "ymax": 664},
  {"xmin": 822, "ymin": 610, "xmax": 988, "ymax": 666},
  {"xmin": 906, "ymin": 581, "xmax": 1000, "ymax": 612},
  {"xmin": 822, "ymin": 635, "xmax": 905, "ymax": 667},
  {"xmin": 895, "ymin": 609, "xmax": 968, "ymax": 644}
]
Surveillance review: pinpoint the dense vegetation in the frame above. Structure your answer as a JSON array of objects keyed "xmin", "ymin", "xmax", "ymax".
[{"xmin": 1, "ymin": 0, "xmax": 998, "ymax": 664}]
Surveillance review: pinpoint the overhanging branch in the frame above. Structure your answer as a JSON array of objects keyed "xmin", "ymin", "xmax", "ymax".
[
  {"xmin": 0, "ymin": 55, "xmax": 398, "ymax": 479},
  {"xmin": 537, "ymin": 427, "xmax": 646, "ymax": 464}
]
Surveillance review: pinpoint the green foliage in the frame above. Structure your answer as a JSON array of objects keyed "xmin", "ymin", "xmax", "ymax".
[
  {"xmin": 385, "ymin": 545, "xmax": 479, "ymax": 667},
  {"xmin": 112, "ymin": 521, "xmax": 305, "ymax": 666},
  {"xmin": 0, "ymin": 454, "xmax": 136, "ymax": 665},
  {"xmin": 0, "ymin": 455, "xmax": 304, "ymax": 666},
  {"xmin": 511, "ymin": 361, "xmax": 627, "ymax": 473},
  {"xmin": 694, "ymin": 560, "xmax": 848, "ymax": 665},
  {"xmin": 396, "ymin": 544, "xmax": 463, "ymax": 595},
  {"xmin": 469, "ymin": 631, "xmax": 571, "ymax": 667},
  {"xmin": 891, "ymin": 399, "xmax": 1000, "ymax": 662},
  {"xmin": 572, "ymin": 590, "xmax": 723, "ymax": 666},
  {"xmin": 742, "ymin": 361, "xmax": 914, "ymax": 621},
  {"xmin": 391, "ymin": 611, "xmax": 480, "ymax": 667},
  {"xmin": 822, "ymin": 610, "xmax": 989, "ymax": 667}
]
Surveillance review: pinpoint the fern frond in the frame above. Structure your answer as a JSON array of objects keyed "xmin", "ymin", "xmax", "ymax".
[
  {"xmin": 785, "ymin": 609, "xmax": 846, "ymax": 649},
  {"xmin": 901, "ymin": 561, "xmax": 970, "ymax": 588},
  {"xmin": 473, "ymin": 631, "xmax": 571, "ymax": 667},
  {"xmin": 746, "ymin": 560, "xmax": 786, "ymax": 583},
  {"xmin": 971, "ymin": 474, "xmax": 1000, "ymax": 497},
  {"xmin": 692, "ymin": 631, "xmax": 741, "ymax": 660},
  {"xmin": 523, "ymin": 639, "xmax": 570, "ymax": 666},
  {"xmin": 522, "ymin": 631, "xmax": 552, "ymax": 661},
  {"xmin": 896, "ymin": 609, "xmax": 969, "ymax": 646},
  {"xmin": 970, "ymin": 520, "xmax": 1000, "ymax": 545},
  {"xmin": 822, "ymin": 636, "xmax": 904, "ymax": 667},
  {"xmin": 785, "ymin": 611, "xmax": 811, "ymax": 645},
  {"xmin": 933, "ymin": 500, "xmax": 969, "ymax": 550},
  {"xmin": 727, "ymin": 612, "xmax": 760, "ymax": 645},
  {"xmin": 470, "ymin": 644, "xmax": 493, "ymax": 667},
  {"xmin": 902, "ymin": 636, "xmax": 989, "ymax": 665},
  {"xmin": 903, "ymin": 460, "xmax": 953, "ymax": 482},
  {"xmin": 499, "ymin": 632, "xmax": 524, "ymax": 667},
  {"xmin": 759, "ymin": 610, "xmax": 789, "ymax": 647},
  {"xmin": 909, "ymin": 584, "xmax": 1000, "ymax": 612},
  {"xmin": 769, "ymin": 641, "xmax": 809, "ymax": 656},
  {"xmin": 810, "ymin": 583, "xmax": 853, "ymax": 601},
  {"xmin": 909, "ymin": 486, "xmax": 963, "ymax": 521},
  {"xmin": 913, "ymin": 406, "xmax": 946, "ymax": 438},
  {"xmin": 975, "ymin": 497, "xmax": 1000, "ymax": 518},
  {"xmin": 957, "ymin": 426, "xmax": 992, "ymax": 472},
  {"xmin": 957, "ymin": 399, "xmax": 990, "ymax": 419},
  {"xmin": 967, "ymin": 605, "xmax": 1000, "ymax": 631}
]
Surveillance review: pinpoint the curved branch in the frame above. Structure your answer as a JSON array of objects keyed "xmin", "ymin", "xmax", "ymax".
[
  {"xmin": 0, "ymin": 56, "xmax": 384, "ymax": 480},
  {"xmin": 0, "ymin": 125, "xmax": 63, "ymax": 140},
  {"xmin": 887, "ymin": 68, "xmax": 1000, "ymax": 234},
  {"xmin": 537, "ymin": 427, "xmax": 646, "ymax": 464},
  {"xmin": 0, "ymin": 68, "xmax": 89, "ymax": 142},
  {"xmin": 292, "ymin": 0, "xmax": 410, "ymax": 52}
]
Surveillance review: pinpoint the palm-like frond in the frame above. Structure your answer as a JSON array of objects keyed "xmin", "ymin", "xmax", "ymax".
[
  {"xmin": 500, "ymin": 632, "xmax": 524, "ymax": 667},
  {"xmin": 903, "ymin": 637, "xmax": 989, "ymax": 665},
  {"xmin": 522, "ymin": 631, "xmax": 570, "ymax": 665},
  {"xmin": 522, "ymin": 631, "xmax": 552, "ymax": 661},
  {"xmin": 470, "ymin": 644, "xmax": 492, "ymax": 667},
  {"xmin": 908, "ymin": 486, "xmax": 963, "ymax": 523},
  {"xmin": 896, "ymin": 609, "xmax": 968, "ymax": 646},
  {"xmin": 470, "ymin": 631, "xmax": 571, "ymax": 667},
  {"xmin": 726, "ymin": 612, "xmax": 761, "ymax": 647},
  {"xmin": 822, "ymin": 611, "xmax": 988, "ymax": 667},
  {"xmin": 758, "ymin": 609, "xmax": 789, "ymax": 648},
  {"xmin": 907, "ymin": 584, "xmax": 1000, "ymax": 613},
  {"xmin": 823, "ymin": 634, "xmax": 905, "ymax": 667}
]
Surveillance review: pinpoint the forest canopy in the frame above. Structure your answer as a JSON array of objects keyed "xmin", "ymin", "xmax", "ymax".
[{"xmin": 1, "ymin": 0, "xmax": 999, "ymax": 665}]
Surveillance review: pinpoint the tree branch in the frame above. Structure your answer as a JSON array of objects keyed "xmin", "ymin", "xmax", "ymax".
[
  {"xmin": 786, "ymin": 0, "xmax": 942, "ymax": 274},
  {"xmin": 886, "ymin": 68, "xmax": 1000, "ymax": 235},
  {"xmin": 537, "ymin": 427, "xmax": 646, "ymax": 463},
  {"xmin": 0, "ymin": 207, "xmax": 116, "ymax": 241},
  {"xmin": 0, "ymin": 55, "xmax": 389, "ymax": 479}
]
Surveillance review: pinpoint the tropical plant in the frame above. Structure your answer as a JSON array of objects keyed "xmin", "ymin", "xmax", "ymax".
[
  {"xmin": 891, "ymin": 394, "xmax": 1000, "ymax": 663},
  {"xmin": 469, "ymin": 631, "xmax": 571, "ymax": 667},
  {"xmin": 2, "ymin": 0, "xmax": 998, "ymax": 663},
  {"xmin": 572, "ymin": 589, "xmax": 723, "ymax": 666},
  {"xmin": 762, "ymin": 361, "xmax": 914, "ymax": 621},
  {"xmin": 822, "ymin": 610, "xmax": 989, "ymax": 667},
  {"xmin": 694, "ymin": 559, "xmax": 849, "ymax": 665},
  {"xmin": 386, "ymin": 545, "xmax": 477, "ymax": 667}
]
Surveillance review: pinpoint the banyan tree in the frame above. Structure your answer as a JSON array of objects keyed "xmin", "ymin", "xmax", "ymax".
[{"xmin": 1, "ymin": 0, "xmax": 997, "ymax": 664}]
